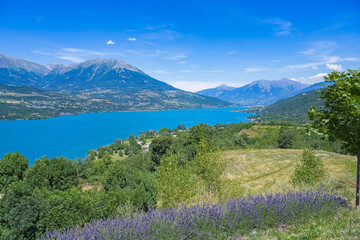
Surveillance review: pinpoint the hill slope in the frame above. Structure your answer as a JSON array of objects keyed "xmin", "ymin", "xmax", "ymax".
[
  {"xmin": 247, "ymin": 90, "xmax": 324, "ymax": 123},
  {"xmin": 0, "ymin": 83, "xmax": 128, "ymax": 120}
]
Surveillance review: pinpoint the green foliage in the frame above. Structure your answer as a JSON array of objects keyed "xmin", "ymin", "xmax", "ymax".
[
  {"xmin": 150, "ymin": 136, "xmax": 173, "ymax": 166},
  {"xmin": 291, "ymin": 148, "xmax": 326, "ymax": 185},
  {"xmin": 0, "ymin": 181, "xmax": 45, "ymax": 240},
  {"xmin": 124, "ymin": 139, "xmax": 141, "ymax": 156},
  {"xmin": 103, "ymin": 161, "xmax": 127, "ymax": 191},
  {"xmin": 308, "ymin": 69, "xmax": 360, "ymax": 154},
  {"xmin": 0, "ymin": 152, "xmax": 28, "ymax": 192},
  {"xmin": 24, "ymin": 157, "xmax": 79, "ymax": 191},
  {"xmin": 177, "ymin": 124, "xmax": 186, "ymax": 130},
  {"xmin": 155, "ymin": 150, "xmax": 197, "ymax": 207},
  {"xmin": 278, "ymin": 126, "xmax": 296, "ymax": 149},
  {"xmin": 194, "ymin": 140, "xmax": 224, "ymax": 191}
]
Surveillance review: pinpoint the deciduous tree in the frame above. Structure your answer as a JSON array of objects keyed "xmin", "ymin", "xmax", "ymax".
[{"xmin": 308, "ymin": 69, "xmax": 360, "ymax": 205}]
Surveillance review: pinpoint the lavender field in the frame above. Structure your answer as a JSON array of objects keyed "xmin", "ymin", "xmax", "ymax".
[{"xmin": 41, "ymin": 189, "xmax": 347, "ymax": 240}]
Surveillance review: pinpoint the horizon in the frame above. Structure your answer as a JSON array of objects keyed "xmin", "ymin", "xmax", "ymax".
[{"xmin": 1, "ymin": 0, "xmax": 359, "ymax": 91}]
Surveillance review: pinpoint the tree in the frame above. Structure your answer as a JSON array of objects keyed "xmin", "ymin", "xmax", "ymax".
[
  {"xmin": 0, "ymin": 181, "xmax": 45, "ymax": 239},
  {"xmin": 308, "ymin": 69, "xmax": 360, "ymax": 206},
  {"xmin": 150, "ymin": 136, "xmax": 173, "ymax": 166},
  {"xmin": 278, "ymin": 126, "xmax": 296, "ymax": 149},
  {"xmin": 0, "ymin": 152, "xmax": 28, "ymax": 192},
  {"xmin": 291, "ymin": 148, "xmax": 326, "ymax": 185},
  {"xmin": 25, "ymin": 157, "xmax": 79, "ymax": 191},
  {"xmin": 177, "ymin": 124, "xmax": 186, "ymax": 131}
]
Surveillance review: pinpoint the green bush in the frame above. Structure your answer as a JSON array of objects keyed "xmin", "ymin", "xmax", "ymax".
[
  {"xmin": 0, "ymin": 152, "xmax": 28, "ymax": 192},
  {"xmin": 291, "ymin": 148, "xmax": 326, "ymax": 185}
]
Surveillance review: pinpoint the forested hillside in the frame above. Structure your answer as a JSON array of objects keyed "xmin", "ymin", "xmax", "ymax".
[{"xmin": 246, "ymin": 90, "xmax": 324, "ymax": 123}]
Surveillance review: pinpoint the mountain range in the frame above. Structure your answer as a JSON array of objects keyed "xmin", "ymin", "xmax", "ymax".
[
  {"xmin": 196, "ymin": 79, "xmax": 325, "ymax": 106},
  {"xmin": 0, "ymin": 53, "xmax": 232, "ymax": 119}
]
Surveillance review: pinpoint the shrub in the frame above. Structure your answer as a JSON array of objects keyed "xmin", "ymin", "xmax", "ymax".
[{"xmin": 291, "ymin": 148, "xmax": 326, "ymax": 185}]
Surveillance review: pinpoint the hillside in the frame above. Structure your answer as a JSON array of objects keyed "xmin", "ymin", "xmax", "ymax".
[
  {"xmin": 0, "ymin": 83, "xmax": 128, "ymax": 120},
  {"xmin": 0, "ymin": 53, "xmax": 233, "ymax": 119},
  {"xmin": 197, "ymin": 78, "xmax": 310, "ymax": 106},
  {"xmin": 247, "ymin": 90, "xmax": 324, "ymax": 123},
  {"xmin": 1, "ymin": 121, "xmax": 359, "ymax": 239}
]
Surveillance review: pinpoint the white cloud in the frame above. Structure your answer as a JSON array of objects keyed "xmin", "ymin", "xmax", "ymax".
[
  {"xmin": 312, "ymin": 66, "xmax": 319, "ymax": 70},
  {"xmin": 57, "ymin": 48, "xmax": 105, "ymax": 63},
  {"xmin": 164, "ymin": 54, "xmax": 187, "ymax": 61},
  {"xmin": 299, "ymin": 49, "xmax": 315, "ymax": 55},
  {"xmin": 326, "ymin": 63, "xmax": 342, "ymax": 71},
  {"xmin": 179, "ymin": 70, "xmax": 192, "ymax": 73},
  {"xmin": 106, "ymin": 40, "xmax": 115, "ymax": 45},
  {"xmin": 58, "ymin": 56, "xmax": 86, "ymax": 63},
  {"xmin": 127, "ymin": 38, "xmax": 137, "ymax": 41},
  {"xmin": 309, "ymin": 73, "xmax": 328, "ymax": 80},
  {"xmin": 62, "ymin": 48, "xmax": 103, "ymax": 55},
  {"xmin": 261, "ymin": 18, "xmax": 296, "ymax": 36},
  {"xmin": 245, "ymin": 67, "xmax": 265, "ymax": 72}
]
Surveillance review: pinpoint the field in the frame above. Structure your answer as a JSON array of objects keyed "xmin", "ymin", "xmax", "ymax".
[
  {"xmin": 221, "ymin": 149, "xmax": 356, "ymax": 199},
  {"xmin": 218, "ymin": 149, "xmax": 360, "ymax": 239}
]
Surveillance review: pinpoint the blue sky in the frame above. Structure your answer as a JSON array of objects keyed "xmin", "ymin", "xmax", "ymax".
[{"xmin": 0, "ymin": 0, "xmax": 359, "ymax": 91}]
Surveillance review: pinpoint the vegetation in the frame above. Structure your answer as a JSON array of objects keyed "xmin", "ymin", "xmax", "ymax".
[
  {"xmin": 291, "ymin": 148, "xmax": 326, "ymax": 186},
  {"xmin": 42, "ymin": 189, "xmax": 347, "ymax": 239},
  {"xmin": 308, "ymin": 69, "xmax": 360, "ymax": 206},
  {"xmin": 245, "ymin": 90, "xmax": 324, "ymax": 124},
  {"xmin": 0, "ymin": 120, "xmax": 358, "ymax": 239}
]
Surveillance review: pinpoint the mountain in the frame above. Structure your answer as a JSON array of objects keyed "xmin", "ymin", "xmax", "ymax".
[
  {"xmin": 196, "ymin": 84, "xmax": 236, "ymax": 97},
  {"xmin": 197, "ymin": 78, "xmax": 309, "ymax": 106},
  {"xmin": 0, "ymin": 53, "xmax": 232, "ymax": 118},
  {"xmin": 246, "ymin": 89, "xmax": 324, "ymax": 124},
  {"xmin": 0, "ymin": 53, "xmax": 50, "ymax": 87},
  {"xmin": 43, "ymin": 58, "xmax": 175, "ymax": 93},
  {"xmin": 293, "ymin": 81, "xmax": 332, "ymax": 95}
]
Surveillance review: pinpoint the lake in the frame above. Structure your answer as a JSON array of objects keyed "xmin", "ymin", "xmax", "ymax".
[{"xmin": 0, "ymin": 107, "xmax": 254, "ymax": 165}]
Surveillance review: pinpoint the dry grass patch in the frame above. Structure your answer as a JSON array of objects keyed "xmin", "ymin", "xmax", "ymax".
[{"xmin": 220, "ymin": 149, "xmax": 357, "ymax": 200}]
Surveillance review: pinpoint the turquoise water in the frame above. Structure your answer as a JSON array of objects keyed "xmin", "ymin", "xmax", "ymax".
[{"xmin": 0, "ymin": 108, "xmax": 254, "ymax": 165}]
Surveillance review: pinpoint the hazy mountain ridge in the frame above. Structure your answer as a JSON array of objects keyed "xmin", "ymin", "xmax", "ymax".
[
  {"xmin": 196, "ymin": 84, "xmax": 236, "ymax": 97},
  {"xmin": 197, "ymin": 78, "xmax": 311, "ymax": 106}
]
